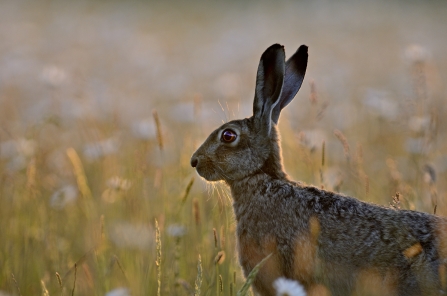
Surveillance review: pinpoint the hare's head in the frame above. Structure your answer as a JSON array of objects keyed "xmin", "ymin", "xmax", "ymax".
[{"xmin": 191, "ymin": 44, "xmax": 308, "ymax": 184}]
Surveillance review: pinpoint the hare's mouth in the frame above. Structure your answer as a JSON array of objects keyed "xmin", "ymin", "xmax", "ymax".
[
  {"xmin": 191, "ymin": 154, "xmax": 226, "ymax": 182},
  {"xmin": 195, "ymin": 163, "xmax": 225, "ymax": 182}
]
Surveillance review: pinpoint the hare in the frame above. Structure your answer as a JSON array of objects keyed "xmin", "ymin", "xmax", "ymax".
[{"xmin": 190, "ymin": 44, "xmax": 447, "ymax": 296}]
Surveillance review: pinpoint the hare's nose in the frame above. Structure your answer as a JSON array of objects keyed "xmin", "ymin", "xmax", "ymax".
[{"xmin": 190, "ymin": 157, "xmax": 198, "ymax": 168}]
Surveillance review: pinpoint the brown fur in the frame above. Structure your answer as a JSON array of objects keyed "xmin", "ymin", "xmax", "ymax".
[
  {"xmin": 239, "ymin": 235, "xmax": 281, "ymax": 295},
  {"xmin": 293, "ymin": 217, "xmax": 320, "ymax": 287}
]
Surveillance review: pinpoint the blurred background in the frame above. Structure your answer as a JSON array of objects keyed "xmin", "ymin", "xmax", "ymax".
[{"xmin": 0, "ymin": 0, "xmax": 446, "ymax": 295}]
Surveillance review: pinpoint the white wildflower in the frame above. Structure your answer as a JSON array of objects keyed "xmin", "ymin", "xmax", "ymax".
[
  {"xmin": 167, "ymin": 224, "xmax": 187, "ymax": 238},
  {"xmin": 404, "ymin": 44, "xmax": 428, "ymax": 63},
  {"xmin": 108, "ymin": 222, "xmax": 153, "ymax": 250},
  {"xmin": 297, "ymin": 129, "xmax": 327, "ymax": 152},
  {"xmin": 273, "ymin": 277, "xmax": 306, "ymax": 296},
  {"xmin": 408, "ymin": 116, "xmax": 430, "ymax": 133},
  {"xmin": 107, "ymin": 176, "xmax": 132, "ymax": 191},
  {"xmin": 50, "ymin": 185, "xmax": 78, "ymax": 210},
  {"xmin": 131, "ymin": 119, "xmax": 156, "ymax": 140},
  {"xmin": 16, "ymin": 138, "xmax": 37, "ymax": 157},
  {"xmin": 405, "ymin": 137, "xmax": 431, "ymax": 154},
  {"xmin": 40, "ymin": 65, "xmax": 67, "ymax": 87},
  {"xmin": 105, "ymin": 287, "xmax": 130, "ymax": 296},
  {"xmin": 363, "ymin": 89, "xmax": 398, "ymax": 119},
  {"xmin": 83, "ymin": 138, "xmax": 119, "ymax": 160},
  {"xmin": 103, "ymin": 176, "xmax": 132, "ymax": 203},
  {"xmin": 6, "ymin": 155, "xmax": 27, "ymax": 172},
  {"xmin": 0, "ymin": 138, "xmax": 36, "ymax": 159},
  {"xmin": 0, "ymin": 138, "xmax": 37, "ymax": 172}
]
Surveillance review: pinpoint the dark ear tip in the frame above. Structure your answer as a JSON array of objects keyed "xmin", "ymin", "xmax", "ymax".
[
  {"xmin": 269, "ymin": 43, "xmax": 284, "ymax": 50},
  {"xmin": 260, "ymin": 44, "xmax": 286, "ymax": 64},
  {"xmin": 297, "ymin": 45, "xmax": 308, "ymax": 55},
  {"xmin": 262, "ymin": 44, "xmax": 285, "ymax": 57}
]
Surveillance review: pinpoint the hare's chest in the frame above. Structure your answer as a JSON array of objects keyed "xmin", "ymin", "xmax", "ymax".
[
  {"xmin": 237, "ymin": 233, "xmax": 277, "ymax": 270},
  {"xmin": 236, "ymin": 232, "xmax": 283, "ymax": 295},
  {"xmin": 236, "ymin": 220, "xmax": 276, "ymax": 267}
]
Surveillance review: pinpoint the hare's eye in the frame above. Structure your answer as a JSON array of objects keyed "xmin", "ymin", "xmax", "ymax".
[{"xmin": 221, "ymin": 129, "xmax": 237, "ymax": 143}]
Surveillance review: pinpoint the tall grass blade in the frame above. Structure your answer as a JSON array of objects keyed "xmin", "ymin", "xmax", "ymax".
[
  {"xmin": 41, "ymin": 280, "xmax": 49, "ymax": 296},
  {"xmin": 71, "ymin": 264, "xmax": 77, "ymax": 296},
  {"xmin": 236, "ymin": 253, "xmax": 273, "ymax": 296},
  {"xmin": 155, "ymin": 219, "xmax": 162, "ymax": 296},
  {"xmin": 194, "ymin": 255, "xmax": 202, "ymax": 296}
]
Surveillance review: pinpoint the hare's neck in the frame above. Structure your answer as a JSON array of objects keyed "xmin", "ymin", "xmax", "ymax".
[
  {"xmin": 229, "ymin": 169, "xmax": 289, "ymax": 204},
  {"xmin": 255, "ymin": 124, "xmax": 288, "ymax": 180},
  {"xmin": 259, "ymin": 150, "xmax": 288, "ymax": 180}
]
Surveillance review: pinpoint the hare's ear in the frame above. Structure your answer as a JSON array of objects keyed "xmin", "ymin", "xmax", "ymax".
[
  {"xmin": 253, "ymin": 44, "xmax": 286, "ymax": 135},
  {"xmin": 271, "ymin": 45, "xmax": 308, "ymax": 124}
]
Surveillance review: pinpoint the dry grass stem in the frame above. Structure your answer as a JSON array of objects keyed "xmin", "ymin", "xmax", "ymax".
[
  {"xmin": 66, "ymin": 147, "xmax": 92, "ymax": 199},
  {"xmin": 153, "ymin": 110, "xmax": 164, "ymax": 151},
  {"xmin": 155, "ymin": 219, "xmax": 162, "ymax": 296},
  {"xmin": 390, "ymin": 192, "xmax": 401, "ymax": 210},
  {"xmin": 193, "ymin": 198, "xmax": 201, "ymax": 225},
  {"xmin": 214, "ymin": 251, "xmax": 226, "ymax": 265},
  {"xmin": 213, "ymin": 228, "xmax": 218, "ymax": 249},
  {"xmin": 333, "ymin": 129, "xmax": 351, "ymax": 161},
  {"xmin": 11, "ymin": 273, "xmax": 21, "ymax": 296},
  {"xmin": 181, "ymin": 177, "xmax": 195, "ymax": 205},
  {"xmin": 41, "ymin": 280, "xmax": 49, "ymax": 296},
  {"xmin": 100, "ymin": 215, "xmax": 105, "ymax": 241},
  {"xmin": 71, "ymin": 263, "xmax": 77, "ymax": 296},
  {"xmin": 113, "ymin": 255, "xmax": 128, "ymax": 283},
  {"xmin": 194, "ymin": 255, "xmax": 202, "ymax": 296},
  {"xmin": 55, "ymin": 272, "xmax": 62, "ymax": 288}
]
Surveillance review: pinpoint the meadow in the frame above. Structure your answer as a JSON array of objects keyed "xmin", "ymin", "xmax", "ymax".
[{"xmin": 0, "ymin": 0, "xmax": 446, "ymax": 295}]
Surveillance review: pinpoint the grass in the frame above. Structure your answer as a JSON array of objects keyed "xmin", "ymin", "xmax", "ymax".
[
  {"xmin": 0, "ymin": 55, "xmax": 444, "ymax": 294},
  {"xmin": 0, "ymin": 111, "xmax": 242, "ymax": 295}
]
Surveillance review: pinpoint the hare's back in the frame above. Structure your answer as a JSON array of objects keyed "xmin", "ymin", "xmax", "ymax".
[{"xmin": 296, "ymin": 186, "xmax": 439, "ymax": 267}]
